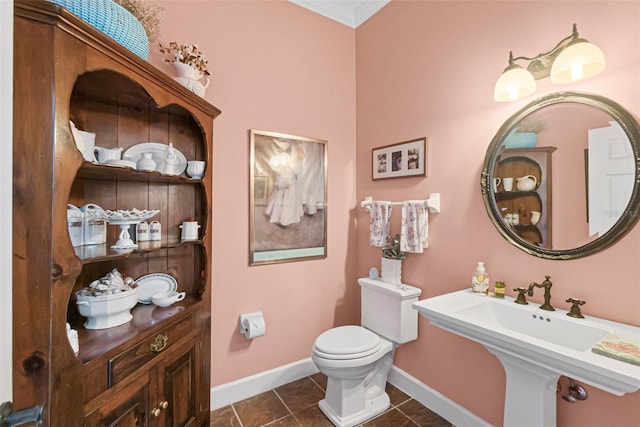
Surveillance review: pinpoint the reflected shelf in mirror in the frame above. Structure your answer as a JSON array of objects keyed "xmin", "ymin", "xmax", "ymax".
[{"xmin": 482, "ymin": 91, "xmax": 640, "ymax": 259}]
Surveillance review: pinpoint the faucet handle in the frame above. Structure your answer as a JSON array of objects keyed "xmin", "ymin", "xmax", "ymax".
[
  {"xmin": 566, "ymin": 298, "xmax": 585, "ymax": 319},
  {"xmin": 513, "ymin": 287, "xmax": 528, "ymax": 305}
]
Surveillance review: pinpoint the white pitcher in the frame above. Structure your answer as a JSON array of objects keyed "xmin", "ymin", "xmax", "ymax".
[
  {"xmin": 516, "ymin": 175, "xmax": 537, "ymax": 191},
  {"xmin": 94, "ymin": 146, "xmax": 123, "ymax": 163}
]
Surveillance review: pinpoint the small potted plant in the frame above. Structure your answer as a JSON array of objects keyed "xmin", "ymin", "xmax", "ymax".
[
  {"xmin": 381, "ymin": 234, "xmax": 406, "ymax": 285},
  {"xmin": 493, "ymin": 281, "xmax": 506, "ymax": 298}
]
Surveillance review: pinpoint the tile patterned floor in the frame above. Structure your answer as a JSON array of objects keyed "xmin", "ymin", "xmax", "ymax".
[{"xmin": 210, "ymin": 373, "xmax": 453, "ymax": 427}]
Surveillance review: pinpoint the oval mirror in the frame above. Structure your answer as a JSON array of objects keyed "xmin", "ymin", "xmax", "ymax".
[{"xmin": 482, "ymin": 92, "xmax": 640, "ymax": 259}]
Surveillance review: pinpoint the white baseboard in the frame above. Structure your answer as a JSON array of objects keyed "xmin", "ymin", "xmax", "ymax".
[
  {"xmin": 388, "ymin": 365, "xmax": 491, "ymax": 427},
  {"xmin": 210, "ymin": 358, "xmax": 319, "ymax": 410},
  {"xmin": 211, "ymin": 359, "xmax": 490, "ymax": 426}
]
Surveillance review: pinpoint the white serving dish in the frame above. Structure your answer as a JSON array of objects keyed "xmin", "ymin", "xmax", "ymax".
[
  {"xmin": 76, "ymin": 288, "xmax": 138, "ymax": 330},
  {"xmin": 152, "ymin": 291, "xmax": 186, "ymax": 307},
  {"xmin": 105, "ymin": 159, "xmax": 137, "ymax": 168},
  {"xmin": 123, "ymin": 142, "xmax": 187, "ymax": 175},
  {"xmin": 85, "ymin": 208, "xmax": 160, "ymax": 223},
  {"xmin": 136, "ymin": 273, "xmax": 178, "ymax": 304}
]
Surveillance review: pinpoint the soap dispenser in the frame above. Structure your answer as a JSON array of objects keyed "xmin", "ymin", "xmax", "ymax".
[{"xmin": 472, "ymin": 262, "xmax": 489, "ymax": 295}]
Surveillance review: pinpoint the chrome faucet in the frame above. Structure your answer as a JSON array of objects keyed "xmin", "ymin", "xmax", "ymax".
[{"xmin": 527, "ymin": 275, "xmax": 555, "ymax": 311}]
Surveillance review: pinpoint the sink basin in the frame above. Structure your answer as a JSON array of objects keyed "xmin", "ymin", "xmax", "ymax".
[
  {"xmin": 461, "ymin": 299, "xmax": 610, "ymax": 352},
  {"xmin": 413, "ymin": 290, "xmax": 640, "ymax": 426}
]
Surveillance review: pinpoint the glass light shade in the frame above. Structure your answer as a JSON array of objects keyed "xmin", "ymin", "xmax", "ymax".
[
  {"xmin": 550, "ymin": 40, "xmax": 605, "ymax": 84},
  {"xmin": 494, "ymin": 65, "xmax": 536, "ymax": 102}
]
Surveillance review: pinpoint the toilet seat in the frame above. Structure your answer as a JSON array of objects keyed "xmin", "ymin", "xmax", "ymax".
[{"xmin": 313, "ymin": 325, "xmax": 382, "ymax": 360}]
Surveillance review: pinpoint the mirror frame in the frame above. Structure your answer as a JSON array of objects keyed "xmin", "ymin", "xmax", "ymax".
[{"xmin": 481, "ymin": 91, "xmax": 640, "ymax": 260}]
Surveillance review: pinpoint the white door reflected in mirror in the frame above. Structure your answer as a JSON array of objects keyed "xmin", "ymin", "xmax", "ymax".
[{"xmin": 588, "ymin": 121, "xmax": 635, "ymax": 237}]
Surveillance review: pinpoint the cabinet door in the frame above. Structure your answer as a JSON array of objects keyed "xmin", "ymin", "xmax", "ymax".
[
  {"xmin": 85, "ymin": 373, "xmax": 153, "ymax": 427},
  {"xmin": 155, "ymin": 337, "xmax": 201, "ymax": 427}
]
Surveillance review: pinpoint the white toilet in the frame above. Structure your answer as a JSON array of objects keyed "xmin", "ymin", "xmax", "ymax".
[{"xmin": 311, "ymin": 277, "xmax": 422, "ymax": 427}]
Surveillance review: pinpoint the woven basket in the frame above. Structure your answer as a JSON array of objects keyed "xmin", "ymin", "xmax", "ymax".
[{"xmin": 49, "ymin": 0, "xmax": 149, "ymax": 59}]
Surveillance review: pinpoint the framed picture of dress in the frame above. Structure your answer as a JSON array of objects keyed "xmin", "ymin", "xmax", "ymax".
[
  {"xmin": 249, "ymin": 130, "xmax": 328, "ymax": 265},
  {"xmin": 372, "ymin": 137, "xmax": 428, "ymax": 180}
]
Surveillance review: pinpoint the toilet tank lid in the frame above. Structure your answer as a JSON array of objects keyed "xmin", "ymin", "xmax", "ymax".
[{"xmin": 358, "ymin": 278, "xmax": 422, "ymax": 300}]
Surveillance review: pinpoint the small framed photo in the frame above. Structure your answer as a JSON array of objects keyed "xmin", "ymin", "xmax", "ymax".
[
  {"xmin": 372, "ymin": 137, "xmax": 428, "ymax": 180},
  {"xmin": 253, "ymin": 176, "xmax": 269, "ymax": 205}
]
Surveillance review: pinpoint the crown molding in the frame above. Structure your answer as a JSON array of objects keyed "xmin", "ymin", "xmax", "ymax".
[{"xmin": 289, "ymin": 0, "xmax": 390, "ymax": 28}]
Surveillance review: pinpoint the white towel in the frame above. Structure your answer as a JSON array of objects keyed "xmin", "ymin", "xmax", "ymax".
[
  {"xmin": 369, "ymin": 201, "xmax": 392, "ymax": 247},
  {"xmin": 400, "ymin": 201, "xmax": 429, "ymax": 253}
]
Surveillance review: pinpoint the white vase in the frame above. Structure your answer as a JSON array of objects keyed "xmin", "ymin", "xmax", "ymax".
[
  {"xmin": 136, "ymin": 152, "xmax": 156, "ymax": 171},
  {"xmin": 173, "ymin": 62, "xmax": 210, "ymax": 97},
  {"xmin": 381, "ymin": 257, "xmax": 402, "ymax": 285}
]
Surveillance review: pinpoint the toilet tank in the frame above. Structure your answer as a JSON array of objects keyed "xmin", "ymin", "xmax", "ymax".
[{"xmin": 359, "ymin": 277, "xmax": 422, "ymax": 343}]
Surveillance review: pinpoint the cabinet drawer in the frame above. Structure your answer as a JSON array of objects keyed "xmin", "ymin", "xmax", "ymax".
[{"xmin": 108, "ymin": 314, "xmax": 193, "ymax": 387}]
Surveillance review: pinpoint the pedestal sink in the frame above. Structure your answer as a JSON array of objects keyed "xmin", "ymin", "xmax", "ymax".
[{"xmin": 413, "ymin": 290, "xmax": 640, "ymax": 427}]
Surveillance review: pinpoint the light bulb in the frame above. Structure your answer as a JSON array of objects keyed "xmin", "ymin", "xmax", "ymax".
[{"xmin": 551, "ymin": 39, "xmax": 605, "ymax": 84}]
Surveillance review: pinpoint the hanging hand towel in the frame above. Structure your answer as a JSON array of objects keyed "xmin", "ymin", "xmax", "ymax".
[
  {"xmin": 400, "ymin": 201, "xmax": 429, "ymax": 253},
  {"xmin": 370, "ymin": 201, "xmax": 392, "ymax": 247}
]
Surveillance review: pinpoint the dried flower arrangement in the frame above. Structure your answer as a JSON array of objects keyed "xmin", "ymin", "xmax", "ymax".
[
  {"xmin": 516, "ymin": 118, "xmax": 545, "ymax": 134},
  {"xmin": 113, "ymin": 0, "xmax": 164, "ymax": 43},
  {"xmin": 159, "ymin": 42, "xmax": 211, "ymax": 76}
]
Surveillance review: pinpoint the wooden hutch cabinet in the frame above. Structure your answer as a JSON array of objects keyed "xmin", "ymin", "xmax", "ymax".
[
  {"xmin": 493, "ymin": 147, "xmax": 556, "ymax": 248},
  {"xmin": 12, "ymin": 1, "xmax": 220, "ymax": 425}
]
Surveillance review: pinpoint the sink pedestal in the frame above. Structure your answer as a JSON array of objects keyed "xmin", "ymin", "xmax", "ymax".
[
  {"xmin": 489, "ymin": 348, "xmax": 560, "ymax": 427},
  {"xmin": 413, "ymin": 290, "xmax": 640, "ymax": 427}
]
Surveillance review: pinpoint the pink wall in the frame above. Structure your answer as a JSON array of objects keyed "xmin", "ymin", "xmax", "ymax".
[
  {"xmin": 151, "ymin": 1, "xmax": 359, "ymax": 386},
  {"xmin": 156, "ymin": 0, "xmax": 640, "ymax": 425},
  {"xmin": 356, "ymin": 1, "xmax": 640, "ymax": 426}
]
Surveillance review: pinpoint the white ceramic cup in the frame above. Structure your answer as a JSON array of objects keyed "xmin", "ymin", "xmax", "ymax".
[
  {"xmin": 503, "ymin": 177, "xmax": 514, "ymax": 191},
  {"xmin": 186, "ymin": 160, "xmax": 206, "ymax": 179},
  {"xmin": 493, "ymin": 177, "xmax": 501, "ymax": 192},
  {"xmin": 531, "ymin": 211, "xmax": 541, "ymax": 225},
  {"xmin": 152, "ymin": 291, "xmax": 185, "ymax": 307}
]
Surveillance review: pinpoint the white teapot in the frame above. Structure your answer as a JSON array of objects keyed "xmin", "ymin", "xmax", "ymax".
[{"xmin": 516, "ymin": 175, "xmax": 537, "ymax": 191}]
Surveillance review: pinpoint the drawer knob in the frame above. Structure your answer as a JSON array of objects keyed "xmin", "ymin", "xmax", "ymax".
[
  {"xmin": 151, "ymin": 334, "xmax": 168, "ymax": 352},
  {"xmin": 151, "ymin": 400, "xmax": 169, "ymax": 417}
]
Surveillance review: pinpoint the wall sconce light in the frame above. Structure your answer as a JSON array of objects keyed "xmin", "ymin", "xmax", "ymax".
[{"xmin": 494, "ymin": 24, "xmax": 606, "ymax": 102}]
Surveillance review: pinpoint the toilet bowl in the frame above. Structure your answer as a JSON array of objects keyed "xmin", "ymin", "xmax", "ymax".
[
  {"xmin": 312, "ymin": 325, "xmax": 395, "ymax": 427},
  {"xmin": 311, "ymin": 278, "xmax": 422, "ymax": 427}
]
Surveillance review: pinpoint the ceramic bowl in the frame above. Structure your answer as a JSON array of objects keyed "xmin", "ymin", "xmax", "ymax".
[
  {"xmin": 76, "ymin": 288, "xmax": 138, "ymax": 330},
  {"xmin": 152, "ymin": 291, "xmax": 186, "ymax": 307},
  {"xmin": 504, "ymin": 132, "xmax": 537, "ymax": 149},
  {"xmin": 186, "ymin": 160, "xmax": 205, "ymax": 179}
]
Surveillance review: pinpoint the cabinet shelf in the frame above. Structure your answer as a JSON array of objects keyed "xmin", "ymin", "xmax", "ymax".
[
  {"xmin": 512, "ymin": 224, "xmax": 543, "ymax": 246},
  {"xmin": 74, "ymin": 239, "xmax": 203, "ymax": 263},
  {"xmin": 494, "ymin": 146, "xmax": 556, "ymax": 248},
  {"xmin": 494, "ymin": 190, "xmax": 539, "ymax": 201},
  {"xmin": 75, "ymin": 297, "xmax": 201, "ymax": 364},
  {"xmin": 77, "ymin": 162, "xmax": 203, "ymax": 184},
  {"xmin": 13, "ymin": 1, "xmax": 217, "ymax": 424}
]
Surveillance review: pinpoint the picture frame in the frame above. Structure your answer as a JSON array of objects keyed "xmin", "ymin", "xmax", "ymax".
[
  {"xmin": 249, "ymin": 130, "xmax": 328, "ymax": 265},
  {"xmin": 372, "ymin": 137, "xmax": 428, "ymax": 180}
]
